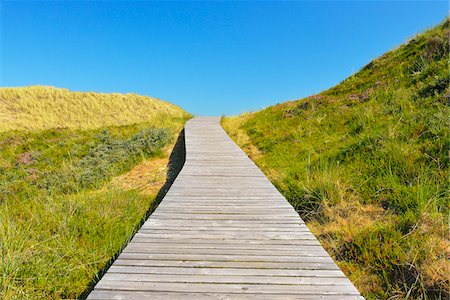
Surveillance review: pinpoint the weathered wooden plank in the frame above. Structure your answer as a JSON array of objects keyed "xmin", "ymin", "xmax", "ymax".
[
  {"xmin": 107, "ymin": 266, "xmax": 346, "ymax": 277},
  {"xmin": 144, "ymin": 219, "xmax": 304, "ymax": 226},
  {"xmin": 122, "ymin": 246, "xmax": 329, "ymax": 257},
  {"xmin": 94, "ymin": 281, "xmax": 361, "ymax": 295},
  {"xmin": 155, "ymin": 206, "xmax": 295, "ymax": 211},
  {"xmin": 152, "ymin": 210, "xmax": 299, "ymax": 216},
  {"xmin": 88, "ymin": 290, "xmax": 364, "ymax": 300},
  {"xmin": 113, "ymin": 259, "xmax": 341, "ymax": 270},
  {"xmin": 120, "ymin": 242, "xmax": 325, "ymax": 251},
  {"xmin": 100, "ymin": 273, "xmax": 354, "ymax": 285},
  {"xmin": 147, "ymin": 214, "xmax": 302, "ymax": 221},
  {"xmin": 136, "ymin": 226, "xmax": 313, "ymax": 233},
  {"xmin": 139, "ymin": 226, "xmax": 310, "ymax": 232},
  {"xmin": 157, "ymin": 203, "xmax": 294, "ymax": 208},
  {"xmin": 86, "ymin": 116, "xmax": 363, "ymax": 299},
  {"xmin": 129, "ymin": 237, "xmax": 322, "ymax": 246},
  {"xmin": 133, "ymin": 232, "xmax": 318, "ymax": 241},
  {"xmin": 118, "ymin": 253, "xmax": 335, "ymax": 263}
]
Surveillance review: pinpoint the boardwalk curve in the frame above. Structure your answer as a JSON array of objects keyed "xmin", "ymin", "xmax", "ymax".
[{"xmin": 87, "ymin": 117, "xmax": 363, "ymax": 299}]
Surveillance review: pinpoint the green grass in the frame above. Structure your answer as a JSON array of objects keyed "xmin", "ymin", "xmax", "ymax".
[
  {"xmin": 222, "ymin": 19, "xmax": 449, "ymax": 299},
  {"xmin": 0, "ymin": 87, "xmax": 191, "ymax": 298}
]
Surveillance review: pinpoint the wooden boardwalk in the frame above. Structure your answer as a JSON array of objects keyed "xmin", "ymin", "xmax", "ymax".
[{"xmin": 87, "ymin": 117, "xmax": 363, "ymax": 299}]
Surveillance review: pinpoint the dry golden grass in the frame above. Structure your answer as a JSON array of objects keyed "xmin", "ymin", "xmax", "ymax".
[
  {"xmin": 0, "ymin": 86, "xmax": 190, "ymax": 131},
  {"xmin": 111, "ymin": 146, "xmax": 174, "ymax": 195}
]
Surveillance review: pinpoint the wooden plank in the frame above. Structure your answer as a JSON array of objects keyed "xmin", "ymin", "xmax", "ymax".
[
  {"xmin": 129, "ymin": 237, "xmax": 322, "ymax": 246},
  {"xmin": 86, "ymin": 116, "xmax": 363, "ymax": 299},
  {"xmin": 133, "ymin": 232, "xmax": 318, "ymax": 240},
  {"xmin": 120, "ymin": 242, "xmax": 325, "ymax": 251},
  {"xmin": 144, "ymin": 219, "xmax": 304, "ymax": 226},
  {"xmin": 122, "ymin": 246, "xmax": 330, "ymax": 257},
  {"xmin": 107, "ymin": 266, "xmax": 346, "ymax": 277},
  {"xmin": 147, "ymin": 214, "xmax": 302, "ymax": 220},
  {"xmin": 100, "ymin": 273, "xmax": 354, "ymax": 285},
  {"xmin": 118, "ymin": 253, "xmax": 335, "ymax": 263},
  {"xmin": 94, "ymin": 281, "xmax": 361, "ymax": 295},
  {"xmin": 88, "ymin": 290, "xmax": 364, "ymax": 300},
  {"xmin": 113, "ymin": 259, "xmax": 341, "ymax": 270},
  {"xmin": 139, "ymin": 226, "xmax": 310, "ymax": 232}
]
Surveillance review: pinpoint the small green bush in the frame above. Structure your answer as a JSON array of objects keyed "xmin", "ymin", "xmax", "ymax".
[{"xmin": 38, "ymin": 128, "xmax": 170, "ymax": 192}]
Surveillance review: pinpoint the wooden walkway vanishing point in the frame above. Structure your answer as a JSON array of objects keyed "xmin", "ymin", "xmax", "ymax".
[{"xmin": 87, "ymin": 117, "xmax": 363, "ymax": 299}]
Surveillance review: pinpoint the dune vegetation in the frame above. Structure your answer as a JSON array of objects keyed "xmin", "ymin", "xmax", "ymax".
[
  {"xmin": 0, "ymin": 86, "xmax": 188, "ymax": 131},
  {"xmin": 0, "ymin": 86, "xmax": 191, "ymax": 298},
  {"xmin": 222, "ymin": 20, "xmax": 449, "ymax": 299}
]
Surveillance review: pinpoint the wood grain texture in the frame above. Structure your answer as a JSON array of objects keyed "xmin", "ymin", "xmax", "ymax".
[{"xmin": 87, "ymin": 117, "xmax": 363, "ymax": 299}]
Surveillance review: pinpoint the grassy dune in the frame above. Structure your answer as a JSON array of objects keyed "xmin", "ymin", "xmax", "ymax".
[
  {"xmin": 223, "ymin": 20, "xmax": 449, "ymax": 299},
  {"xmin": 0, "ymin": 86, "xmax": 189, "ymax": 131},
  {"xmin": 0, "ymin": 87, "xmax": 191, "ymax": 298}
]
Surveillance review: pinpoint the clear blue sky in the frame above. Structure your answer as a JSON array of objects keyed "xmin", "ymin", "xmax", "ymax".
[{"xmin": 1, "ymin": 1, "xmax": 447, "ymax": 116}]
